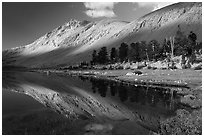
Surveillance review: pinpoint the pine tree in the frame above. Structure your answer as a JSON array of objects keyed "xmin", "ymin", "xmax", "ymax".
[
  {"xmin": 163, "ymin": 38, "xmax": 171, "ymax": 54},
  {"xmin": 148, "ymin": 40, "xmax": 160, "ymax": 61},
  {"xmin": 91, "ymin": 50, "xmax": 97, "ymax": 65},
  {"xmin": 119, "ymin": 42, "xmax": 128, "ymax": 62},
  {"xmin": 139, "ymin": 41, "xmax": 148, "ymax": 61},
  {"xmin": 110, "ymin": 47, "xmax": 118, "ymax": 63},
  {"xmin": 174, "ymin": 25, "xmax": 189, "ymax": 56},
  {"xmin": 128, "ymin": 42, "xmax": 140, "ymax": 62},
  {"xmin": 187, "ymin": 31, "xmax": 197, "ymax": 56},
  {"xmin": 98, "ymin": 47, "xmax": 109, "ymax": 64}
]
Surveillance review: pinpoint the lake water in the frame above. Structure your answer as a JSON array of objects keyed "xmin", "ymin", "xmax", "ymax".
[{"xmin": 2, "ymin": 71, "xmax": 184, "ymax": 135}]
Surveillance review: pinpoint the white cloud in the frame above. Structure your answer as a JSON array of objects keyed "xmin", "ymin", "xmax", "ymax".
[
  {"xmin": 84, "ymin": 2, "xmax": 115, "ymax": 10},
  {"xmin": 138, "ymin": 2, "xmax": 176, "ymax": 11},
  {"xmin": 85, "ymin": 9, "xmax": 116, "ymax": 18},
  {"xmin": 84, "ymin": 2, "xmax": 117, "ymax": 18}
]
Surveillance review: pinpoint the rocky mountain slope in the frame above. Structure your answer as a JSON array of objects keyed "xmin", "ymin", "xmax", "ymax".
[{"xmin": 3, "ymin": 2, "xmax": 202, "ymax": 68}]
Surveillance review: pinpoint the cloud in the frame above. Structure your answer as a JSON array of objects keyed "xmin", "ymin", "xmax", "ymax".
[
  {"xmin": 84, "ymin": 2, "xmax": 117, "ymax": 18},
  {"xmin": 85, "ymin": 9, "xmax": 116, "ymax": 18},
  {"xmin": 137, "ymin": 2, "xmax": 176, "ymax": 11}
]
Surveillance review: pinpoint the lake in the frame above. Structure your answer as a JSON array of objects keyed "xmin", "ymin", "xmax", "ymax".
[{"xmin": 2, "ymin": 71, "xmax": 184, "ymax": 135}]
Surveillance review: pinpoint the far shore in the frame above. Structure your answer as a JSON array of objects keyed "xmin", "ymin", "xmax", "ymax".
[{"xmin": 32, "ymin": 68, "xmax": 201, "ymax": 88}]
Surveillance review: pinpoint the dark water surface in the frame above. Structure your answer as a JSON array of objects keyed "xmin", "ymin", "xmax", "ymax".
[{"xmin": 2, "ymin": 72, "xmax": 184, "ymax": 135}]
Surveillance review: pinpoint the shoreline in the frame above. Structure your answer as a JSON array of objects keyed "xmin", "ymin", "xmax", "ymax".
[
  {"xmin": 33, "ymin": 69, "xmax": 201, "ymax": 88},
  {"xmin": 31, "ymin": 68, "xmax": 202, "ymax": 109}
]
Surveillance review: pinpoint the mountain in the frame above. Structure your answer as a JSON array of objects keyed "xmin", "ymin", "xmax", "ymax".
[{"xmin": 3, "ymin": 2, "xmax": 202, "ymax": 68}]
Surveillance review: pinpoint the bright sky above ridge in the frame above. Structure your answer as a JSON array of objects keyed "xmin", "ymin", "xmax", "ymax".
[{"xmin": 2, "ymin": 2, "xmax": 175, "ymax": 50}]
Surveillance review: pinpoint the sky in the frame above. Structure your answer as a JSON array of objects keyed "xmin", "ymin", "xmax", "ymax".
[{"xmin": 2, "ymin": 2, "xmax": 175, "ymax": 50}]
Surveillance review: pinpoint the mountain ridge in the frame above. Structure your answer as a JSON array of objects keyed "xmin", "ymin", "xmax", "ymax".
[{"xmin": 3, "ymin": 2, "xmax": 202, "ymax": 68}]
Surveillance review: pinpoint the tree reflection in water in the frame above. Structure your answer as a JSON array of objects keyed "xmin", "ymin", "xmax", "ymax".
[
  {"xmin": 109, "ymin": 82, "xmax": 117, "ymax": 96},
  {"xmin": 79, "ymin": 76, "xmax": 180, "ymax": 112},
  {"xmin": 118, "ymin": 83, "xmax": 128, "ymax": 102}
]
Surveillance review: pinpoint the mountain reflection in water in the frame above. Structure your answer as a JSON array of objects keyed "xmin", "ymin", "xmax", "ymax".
[{"xmin": 3, "ymin": 72, "xmax": 184, "ymax": 135}]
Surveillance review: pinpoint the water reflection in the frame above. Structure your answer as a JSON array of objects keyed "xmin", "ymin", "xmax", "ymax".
[
  {"xmin": 3, "ymin": 72, "xmax": 183, "ymax": 135},
  {"xmin": 81, "ymin": 76, "xmax": 179, "ymax": 112}
]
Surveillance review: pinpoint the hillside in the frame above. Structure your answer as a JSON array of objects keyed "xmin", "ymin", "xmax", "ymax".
[{"xmin": 3, "ymin": 2, "xmax": 202, "ymax": 68}]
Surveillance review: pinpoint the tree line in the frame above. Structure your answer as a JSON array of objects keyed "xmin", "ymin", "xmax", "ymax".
[{"xmin": 91, "ymin": 26, "xmax": 201, "ymax": 65}]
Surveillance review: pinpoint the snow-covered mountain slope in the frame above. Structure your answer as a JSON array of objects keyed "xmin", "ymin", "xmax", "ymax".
[
  {"xmin": 112, "ymin": 2, "xmax": 202, "ymax": 44},
  {"xmin": 3, "ymin": 2, "xmax": 202, "ymax": 68}
]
